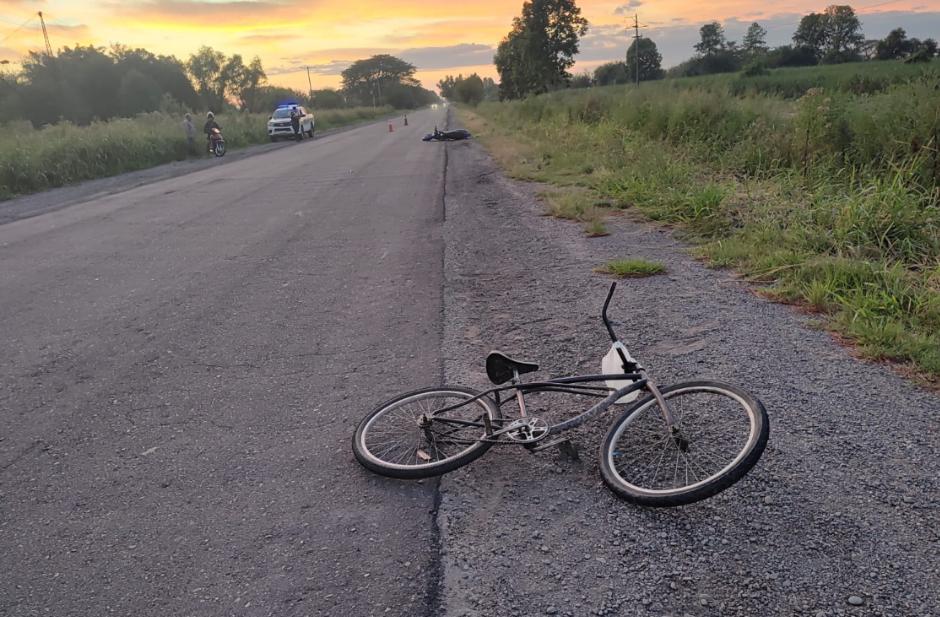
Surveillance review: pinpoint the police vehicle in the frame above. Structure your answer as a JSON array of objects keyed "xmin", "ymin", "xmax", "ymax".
[{"xmin": 267, "ymin": 104, "xmax": 315, "ymax": 141}]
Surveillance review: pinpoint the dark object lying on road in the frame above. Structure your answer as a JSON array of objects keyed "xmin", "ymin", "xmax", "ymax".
[{"xmin": 423, "ymin": 128, "xmax": 471, "ymax": 142}]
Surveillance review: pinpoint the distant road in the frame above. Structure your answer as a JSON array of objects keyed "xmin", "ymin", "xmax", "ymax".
[
  {"xmin": 0, "ymin": 108, "xmax": 448, "ymax": 616},
  {"xmin": 0, "ymin": 113, "xmax": 402, "ymax": 226}
]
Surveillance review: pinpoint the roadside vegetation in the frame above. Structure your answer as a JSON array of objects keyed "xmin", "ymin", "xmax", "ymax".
[
  {"xmin": 596, "ymin": 259, "xmax": 666, "ymax": 278},
  {"xmin": 462, "ymin": 58, "xmax": 940, "ymax": 380},
  {"xmin": 457, "ymin": 1, "xmax": 940, "ymax": 381},
  {"xmin": 0, "ymin": 42, "xmax": 436, "ymax": 199},
  {"xmin": 0, "ymin": 107, "xmax": 392, "ymax": 199}
]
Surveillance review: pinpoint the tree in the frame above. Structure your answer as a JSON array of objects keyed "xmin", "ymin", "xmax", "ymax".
[
  {"xmin": 921, "ymin": 38, "xmax": 939, "ymax": 57},
  {"xmin": 793, "ymin": 13, "xmax": 830, "ymax": 60},
  {"xmin": 341, "ymin": 54, "xmax": 419, "ymax": 107},
  {"xmin": 765, "ymin": 45, "xmax": 818, "ymax": 67},
  {"xmin": 117, "ymin": 69, "xmax": 162, "ymax": 116},
  {"xmin": 493, "ymin": 34, "xmax": 527, "ymax": 100},
  {"xmin": 876, "ymin": 28, "xmax": 912, "ymax": 60},
  {"xmin": 822, "ymin": 5, "xmax": 863, "ymax": 63},
  {"xmin": 742, "ymin": 22, "xmax": 768, "ymax": 56},
  {"xmin": 187, "ymin": 46, "xmax": 225, "ymax": 110},
  {"xmin": 481, "ymin": 77, "xmax": 499, "ymax": 101},
  {"xmin": 455, "ymin": 73, "xmax": 486, "ymax": 104},
  {"xmin": 876, "ymin": 29, "xmax": 937, "ymax": 60},
  {"xmin": 494, "ymin": 0, "xmax": 589, "ymax": 99},
  {"xmin": 253, "ymin": 86, "xmax": 311, "ymax": 113},
  {"xmin": 437, "ymin": 75, "xmax": 458, "ymax": 99},
  {"xmin": 695, "ymin": 22, "xmax": 728, "ymax": 56},
  {"xmin": 593, "ymin": 61, "xmax": 629, "ymax": 86},
  {"xmin": 216, "ymin": 54, "xmax": 247, "ymax": 110},
  {"xmin": 569, "ymin": 72, "xmax": 592, "ymax": 88},
  {"xmin": 111, "ymin": 46, "xmax": 199, "ymax": 110},
  {"xmin": 906, "ymin": 38, "xmax": 938, "ymax": 62},
  {"xmin": 232, "ymin": 56, "xmax": 266, "ymax": 111},
  {"xmin": 18, "ymin": 46, "xmax": 122, "ymax": 125},
  {"xmin": 311, "ymin": 88, "xmax": 346, "ymax": 109},
  {"xmin": 793, "ymin": 6, "xmax": 864, "ymax": 64},
  {"xmin": 626, "ymin": 36, "xmax": 664, "ymax": 82}
]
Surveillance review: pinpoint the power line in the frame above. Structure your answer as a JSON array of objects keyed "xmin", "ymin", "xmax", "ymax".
[
  {"xmin": 856, "ymin": 0, "xmax": 911, "ymax": 10},
  {"xmin": 0, "ymin": 16, "xmax": 35, "ymax": 46}
]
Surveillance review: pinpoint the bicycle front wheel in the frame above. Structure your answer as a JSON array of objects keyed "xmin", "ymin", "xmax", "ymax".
[
  {"xmin": 353, "ymin": 386, "xmax": 501, "ymax": 479},
  {"xmin": 600, "ymin": 380, "xmax": 768, "ymax": 507}
]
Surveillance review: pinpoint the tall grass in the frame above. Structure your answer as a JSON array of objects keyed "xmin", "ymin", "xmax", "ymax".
[
  {"xmin": 464, "ymin": 63, "xmax": 940, "ymax": 380},
  {"xmin": 0, "ymin": 107, "xmax": 394, "ymax": 199}
]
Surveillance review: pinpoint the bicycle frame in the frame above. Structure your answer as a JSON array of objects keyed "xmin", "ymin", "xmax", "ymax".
[
  {"xmin": 429, "ymin": 371, "xmax": 683, "ymax": 446},
  {"xmin": 429, "ymin": 281, "xmax": 681, "ymax": 446}
]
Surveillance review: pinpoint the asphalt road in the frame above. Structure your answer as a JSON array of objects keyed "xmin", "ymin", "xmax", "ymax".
[{"xmin": 1, "ymin": 109, "xmax": 449, "ymax": 617}]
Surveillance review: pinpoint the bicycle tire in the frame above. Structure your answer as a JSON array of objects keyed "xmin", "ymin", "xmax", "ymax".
[
  {"xmin": 599, "ymin": 380, "xmax": 769, "ymax": 507},
  {"xmin": 353, "ymin": 386, "xmax": 501, "ymax": 480}
]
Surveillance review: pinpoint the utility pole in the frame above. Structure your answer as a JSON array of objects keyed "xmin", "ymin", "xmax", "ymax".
[
  {"xmin": 633, "ymin": 13, "xmax": 641, "ymax": 87},
  {"xmin": 305, "ymin": 66, "xmax": 313, "ymax": 96},
  {"xmin": 38, "ymin": 11, "xmax": 52, "ymax": 57}
]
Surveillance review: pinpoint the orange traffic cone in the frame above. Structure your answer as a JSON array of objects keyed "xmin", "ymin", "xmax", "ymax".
[{"xmin": 388, "ymin": 121, "xmax": 394, "ymax": 133}]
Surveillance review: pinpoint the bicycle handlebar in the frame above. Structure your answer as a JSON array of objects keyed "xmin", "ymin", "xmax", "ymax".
[
  {"xmin": 602, "ymin": 282, "xmax": 639, "ymax": 371},
  {"xmin": 602, "ymin": 282, "xmax": 619, "ymax": 343}
]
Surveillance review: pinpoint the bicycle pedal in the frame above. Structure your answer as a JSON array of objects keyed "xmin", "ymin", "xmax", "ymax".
[{"xmin": 529, "ymin": 437, "xmax": 576, "ymax": 455}]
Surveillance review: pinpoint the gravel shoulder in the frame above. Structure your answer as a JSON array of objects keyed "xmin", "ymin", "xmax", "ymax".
[
  {"xmin": 437, "ymin": 134, "xmax": 939, "ymax": 616},
  {"xmin": 0, "ymin": 114, "xmax": 400, "ymax": 226}
]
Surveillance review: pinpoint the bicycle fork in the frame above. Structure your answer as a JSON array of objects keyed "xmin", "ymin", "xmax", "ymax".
[{"xmin": 644, "ymin": 377, "xmax": 689, "ymax": 452}]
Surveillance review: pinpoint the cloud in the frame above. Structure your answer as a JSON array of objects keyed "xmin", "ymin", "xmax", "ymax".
[
  {"xmin": 614, "ymin": 1, "xmax": 642, "ymax": 15},
  {"xmin": 270, "ymin": 42, "xmax": 499, "ymax": 77},
  {"xmin": 399, "ymin": 43, "xmax": 495, "ymax": 70},
  {"xmin": 237, "ymin": 32, "xmax": 300, "ymax": 44},
  {"xmin": 106, "ymin": 0, "xmax": 307, "ymax": 26}
]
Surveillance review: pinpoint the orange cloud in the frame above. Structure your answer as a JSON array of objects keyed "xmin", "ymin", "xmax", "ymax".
[{"xmin": 104, "ymin": 0, "xmax": 311, "ymax": 29}]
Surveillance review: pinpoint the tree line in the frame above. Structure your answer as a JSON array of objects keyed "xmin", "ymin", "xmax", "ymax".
[
  {"xmin": 0, "ymin": 45, "xmax": 438, "ymax": 127},
  {"xmin": 488, "ymin": 1, "xmax": 938, "ymax": 99},
  {"xmin": 668, "ymin": 6, "xmax": 938, "ymax": 78},
  {"xmin": 436, "ymin": 74, "xmax": 498, "ymax": 105}
]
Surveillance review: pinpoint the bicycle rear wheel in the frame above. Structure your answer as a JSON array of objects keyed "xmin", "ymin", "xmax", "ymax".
[
  {"xmin": 600, "ymin": 380, "xmax": 768, "ymax": 507},
  {"xmin": 353, "ymin": 386, "xmax": 501, "ymax": 479}
]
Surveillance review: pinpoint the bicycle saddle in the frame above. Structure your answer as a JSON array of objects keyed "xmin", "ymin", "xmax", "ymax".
[{"xmin": 486, "ymin": 351, "xmax": 539, "ymax": 384}]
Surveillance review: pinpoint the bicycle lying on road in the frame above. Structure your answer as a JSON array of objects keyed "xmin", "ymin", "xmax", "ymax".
[{"xmin": 353, "ymin": 283, "xmax": 769, "ymax": 507}]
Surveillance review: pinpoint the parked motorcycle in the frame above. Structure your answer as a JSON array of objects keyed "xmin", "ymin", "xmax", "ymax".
[{"xmin": 208, "ymin": 128, "xmax": 226, "ymax": 157}]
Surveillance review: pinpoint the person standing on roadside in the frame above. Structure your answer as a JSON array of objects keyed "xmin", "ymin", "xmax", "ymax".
[
  {"xmin": 290, "ymin": 106, "xmax": 302, "ymax": 141},
  {"xmin": 182, "ymin": 113, "xmax": 196, "ymax": 154}
]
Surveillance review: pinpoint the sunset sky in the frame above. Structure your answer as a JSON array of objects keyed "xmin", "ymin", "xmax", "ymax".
[{"xmin": 1, "ymin": 0, "xmax": 938, "ymax": 91}]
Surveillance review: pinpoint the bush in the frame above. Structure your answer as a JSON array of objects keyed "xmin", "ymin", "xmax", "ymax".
[{"xmin": 742, "ymin": 61, "xmax": 769, "ymax": 77}]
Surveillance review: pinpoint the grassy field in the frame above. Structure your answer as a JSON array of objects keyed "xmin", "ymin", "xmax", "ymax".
[
  {"xmin": 0, "ymin": 107, "xmax": 394, "ymax": 199},
  {"xmin": 462, "ymin": 59, "xmax": 940, "ymax": 381},
  {"xmin": 663, "ymin": 59, "xmax": 940, "ymax": 98}
]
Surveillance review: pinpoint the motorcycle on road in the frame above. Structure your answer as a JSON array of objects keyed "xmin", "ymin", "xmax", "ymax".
[{"xmin": 208, "ymin": 128, "xmax": 226, "ymax": 157}]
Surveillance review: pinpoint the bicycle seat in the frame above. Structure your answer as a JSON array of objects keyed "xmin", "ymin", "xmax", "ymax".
[{"xmin": 486, "ymin": 351, "xmax": 539, "ymax": 384}]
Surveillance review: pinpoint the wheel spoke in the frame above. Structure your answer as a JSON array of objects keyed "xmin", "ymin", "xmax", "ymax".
[
  {"xmin": 360, "ymin": 390, "xmax": 494, "ymax": 470},
  {"xmin": 606, "ymin": 385, "xmax": 763, "ymax": 497}
]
